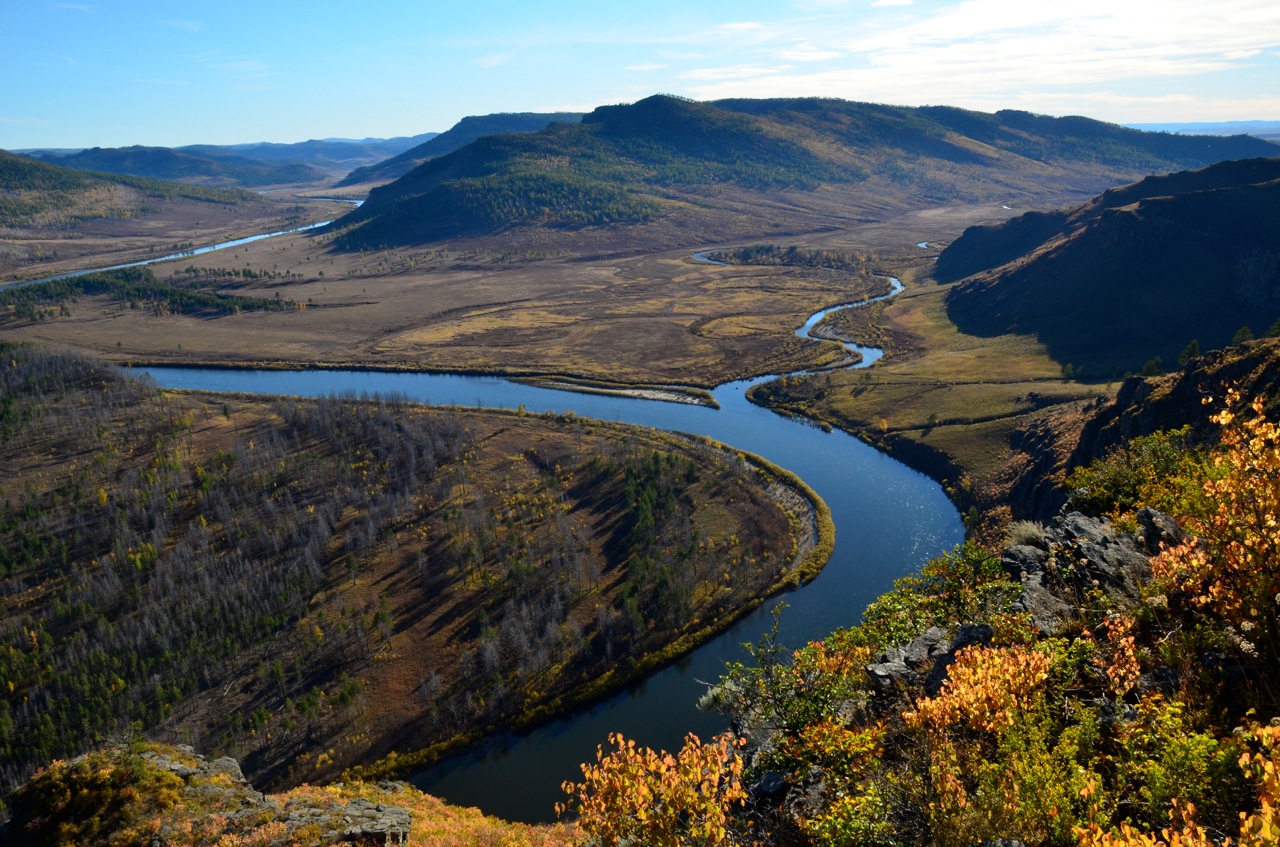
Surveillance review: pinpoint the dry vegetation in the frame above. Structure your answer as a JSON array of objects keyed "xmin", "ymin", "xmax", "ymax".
[
  {"xmin": 0, "ymin": 185, "xmax": 353, "ymax": 282},
  {"xmin": 0, "ymin": 203, "xmax": 1019, "ymax": 390},
  {"xmin": 0, "ymin": 344, "xmax": 824, "ymax": 795}
]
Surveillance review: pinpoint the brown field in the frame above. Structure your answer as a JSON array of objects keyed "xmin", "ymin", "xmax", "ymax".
[
  {"xmin": 0, "ymin": 202, "xmax": 1025, "ymax": 389},
  {"xmin": 0, "ymin": 183, "xmax": 355, "ymax": 281}
]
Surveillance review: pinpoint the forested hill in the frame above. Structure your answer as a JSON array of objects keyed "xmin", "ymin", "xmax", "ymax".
[
  {"xmin": 335, "ymin": 112, "xmax": 584, "ymax": 186},
  {"xmin": 329, "ymin": 94, "xmax": 1278, "ymax": 251},
  {"xmin": 28, "ymin": 145, "xmax": 327, "ymax": 187},
  {"xmin": 0, "ymin": 149, "xmax": 253, "ymax": 228},
  {"xmin": 943, "ymin": 157, "xmax": 1280, "ymax": 377}
]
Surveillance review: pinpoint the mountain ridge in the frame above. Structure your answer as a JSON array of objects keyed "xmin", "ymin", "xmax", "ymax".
[
  {"xmin": 336, "ymin": 112, "xmax": 584, "ymax": 186},
  {"xmin": 330, "ymin": 94, "xmax": 1279, "ymax": 252},
  {"xmin": 943, "ymin": 157, "xmax": 1280, "ymax": 376}
]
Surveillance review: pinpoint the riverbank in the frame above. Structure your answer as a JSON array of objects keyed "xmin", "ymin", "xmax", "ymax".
[
  {"xmin": 0, "ymin": 344, "xmax": 842, "ymax": 803},
  {"xmin": 343, "ymin": 432, "xmax": 833, "ymax": 786}
]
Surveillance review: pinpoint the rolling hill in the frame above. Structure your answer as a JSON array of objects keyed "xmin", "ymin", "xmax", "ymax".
[
  {"xmin": 335, "ymin": 112, "xmax": 584, "ymax": 186},
  {"xmin": 0, "ymin": 148, "xmax": 252, "ymax": 228},
  {"xmin": 28, "ymin": 145, "xmax": 328, "ymax": 187},
  {"xmin": 329, "ymin": 94, "xmax": 1279, "ymax": 252},
  {"xmin": 942, "ymin": 157, "xmax": 1280, "ymax": 377}
]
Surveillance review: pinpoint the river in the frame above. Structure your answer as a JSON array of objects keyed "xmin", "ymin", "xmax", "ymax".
[
  {"xmin": 20, "ymin": 218, "xmax": 962, "ymax": 821},
  {"xmin": 136, "ymin": 272, "xmax": 961, "ymax": 822}
]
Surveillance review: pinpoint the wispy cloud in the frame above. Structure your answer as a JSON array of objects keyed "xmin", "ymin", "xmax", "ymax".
[
  {"xmin": 54, "ymin": 3, "xmax": 90, "ymax": 11},
  {"xmin": 0, "ymin": 116, "xmax": 50, "ymax": 126},
  {"xmin": 627, "ymin": 63, "xmax": 668, "ymax": 72},
  {"xmin": 135, "ymin": 78, "xmax": 189, "ymax": 86},
  {"xmin": 777, "ymin": 45, "xmax": 841, "ymax": 62},
  {"xmin": 673, "ymin": 0, "xmax": 1280, "ymax": 121},
  {"xmin": 871, "ymin": 0, "xmax": 914, "ymax": 6},
  {"xmin": 165, "ymin": 20, "xmax": 203, "ymax": 33},
  {"xmin": 718, "ymin": 22, "xmax": 763, "ymax": 34},
  {"xmin": 474, "ymin": 52, "xmax": 515, "ymax": 69}
]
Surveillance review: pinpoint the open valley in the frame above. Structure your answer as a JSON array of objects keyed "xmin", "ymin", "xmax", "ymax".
[{"xmin": 4, "ymin": 13, "xmax": 1280, "ymax": 839}]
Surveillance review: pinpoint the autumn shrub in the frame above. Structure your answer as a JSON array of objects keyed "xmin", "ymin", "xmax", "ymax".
[
  {"xmin": 1150, "ymin": 392, "xmax": 1280, "ymax": 697},
  {"xmin": 558, "ymin": 731, "xmax": 746, "ymax": 847},
  {"xmin": 1077, "ymin": 722, "xmax": 1280, "ymax": 847},
  {"xmin": 1065, "ymin": 426, "xmax": 1217, "ymax": 528},
  {"xmin": 6, "ymin": 743, "xmax": 182, "ymax": 847},
  {"xmin": 858, "ymin": 542, "xmax": 1021, "ymax": 648}
]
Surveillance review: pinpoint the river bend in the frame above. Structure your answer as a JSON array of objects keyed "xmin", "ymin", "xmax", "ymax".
[{"xmin": 136, "ymin": 262, "xmax": 961, "ymax": 821}]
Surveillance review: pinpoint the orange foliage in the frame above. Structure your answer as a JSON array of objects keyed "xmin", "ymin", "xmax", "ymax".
[
  {"xmin": 1152, "ymin": 391, "xmax": 1280, "ymax": 662},
  {"xmin": 905, "ymin": 645, "xmax": 1051, "ymax": 735},
  {"xmin": 1098, "ymin": 613, "xmax": 1142, "ymax": 697},
  {"xmin": 558, "ymin": 732, "xmax": 746, "ymax": 847}
]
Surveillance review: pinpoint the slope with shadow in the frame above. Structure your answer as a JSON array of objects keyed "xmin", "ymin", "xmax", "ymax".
[
  {"xmin": 944, "ymin": 158, "xmax": 1280, "ymax": 377},
  {"xmin": 330, "ymin": 95, "xmax": 1280, "ymax": 252},
  {"xmin": 29, "ymin": 145, "xmax": 327, "ymax": 187},
  {"xmin": 335, "ymin": 112, "xmax": 583, "ymax": 186}
]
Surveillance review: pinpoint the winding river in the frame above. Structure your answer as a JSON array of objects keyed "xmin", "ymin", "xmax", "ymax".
[
  {"xmin": 15, "ymin": 218, "xmax": 961, "ymax": 820},
  {"xmin": 132, "ymin": 266, "xmax": 960, "ymax": 823}
]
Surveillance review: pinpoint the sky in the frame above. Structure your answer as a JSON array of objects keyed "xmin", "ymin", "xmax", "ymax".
[{"xmin": 3, "ymin": 0, "xmax": 1279, "ymax": 149}]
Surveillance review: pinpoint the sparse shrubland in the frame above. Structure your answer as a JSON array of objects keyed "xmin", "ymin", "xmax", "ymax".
[
  {"xmin": 0, "ymin": 267, "xmax": 297, "ymax": 321},
  {"xmin": 0, "ymin": 343, "xmax": 819, "ymax": 799}
]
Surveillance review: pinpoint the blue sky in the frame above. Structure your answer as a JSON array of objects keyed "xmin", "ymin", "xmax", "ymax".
[{"xmin": 3, "ymin": 0, "xmax": 1278, "ymax": 148}]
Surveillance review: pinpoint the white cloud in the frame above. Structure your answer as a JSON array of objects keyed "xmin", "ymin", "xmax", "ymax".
[
  {"xmin": 669, "ymin": 0, "xmax": 1280, "ymax": 122},
  {"xmin": 474, "ymin": 52, "xmax": 515, "ymax": 69},
  {"xmin": 777, "ymin": 45, "xmax": 842, "ymax": 62},
  {"xmin": 871, "ymin": 0, "xmax": 913, "ymax": 6},
  {"xmin": 0, "ymin": 116, "xmax": 49, "ymax": 126},
  {"xmin": 718, "ymin": 22, "xmax": 763, "ymax": 34},
  {"xmin": 627, "ymin": 63, "xmax": 668, "ymax": 72}
]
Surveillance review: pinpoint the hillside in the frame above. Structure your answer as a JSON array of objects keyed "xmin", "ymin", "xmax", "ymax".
[
  {"xmin": 0, "ymin": 342, "xmax": 826, "ymax": 795},
  {"xmin": 29, "ymin": 145, "xmax": 327, "ymax": 187},
  {"xmin": 990, "ymin": 334, "xmax": 1280, "ymax": 530},
  {"xmin": 943, "ymin": 157, "xmax": 1280, "ymax": 376},
  {"xmin": 15, "ymin": 365, "xmax": 1280, "ymax": 845},
  {"xmin": 330, "ymin": 94, "xmax": 1279, "ymax": 252},
  {"xmin": 336, "ymin": 112, "xmax": 583, "ymax": 186},
  {"xmin": 0, "ymin": 148, "xmax": 253, "ymax": 229}
]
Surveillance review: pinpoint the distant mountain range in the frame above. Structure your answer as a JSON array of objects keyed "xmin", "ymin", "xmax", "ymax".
[
  {"xmin": 335, "ymin": 113, "xmax": 584, "ymax": 186},
  {"xmin": 179, "ymin": 133, "xmax": 437, "ymax": 174},
  {"xmin": 16, "ymin": 133, "xmax": 438, "ymax": 184},
  {"xmin": 1127, "ymin": 120, "xmax": 1280, "ymax": 142},
  {"xmin": 943, "ymin": 157, "xmax": 1280, "ymax": 377},
  {"xmin": 331, "ymin": 94, "xmax": 1279, "ymax": 251}
]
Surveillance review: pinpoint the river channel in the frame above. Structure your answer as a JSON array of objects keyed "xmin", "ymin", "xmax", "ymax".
[
  {"xmin": 137, "ymin": 272, "xmax": 961, "ymax": 822},
  {"xmin": 24, "ymin": 215, "xmax": 963, "ymax": 821}
]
